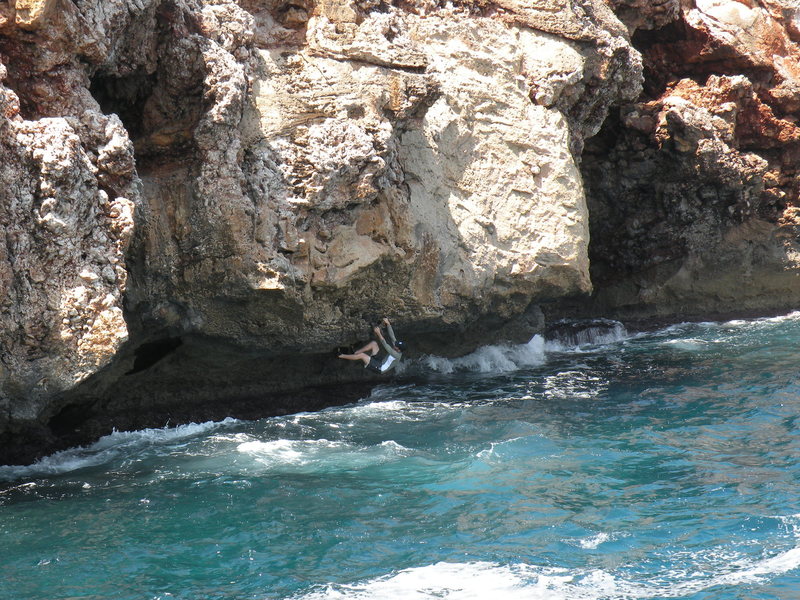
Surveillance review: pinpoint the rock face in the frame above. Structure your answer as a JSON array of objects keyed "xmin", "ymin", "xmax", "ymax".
[
  {"xmin": 0, "ymin": 0, "xmax": 641, "ymax": 464},
  {"xmin": 5, "ymin": 0, "xmax": 800, "ymax": 465},
  {"xmin": 0, "ymin": 1, "xmax": 138, "ymax": 461},
  {"xmin": 575, "ymin": 0, "xmax": 800, "ymax": 321}
]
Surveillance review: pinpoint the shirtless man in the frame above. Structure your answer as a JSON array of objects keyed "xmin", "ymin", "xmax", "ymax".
[{"xmin": 338, "ymin": 317, "xmax": 404, "ymax": 373}]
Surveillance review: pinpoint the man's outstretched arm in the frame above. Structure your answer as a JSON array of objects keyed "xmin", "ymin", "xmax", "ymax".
[
  {"xmin": 375, "ymin": 325, "xmax": 401, "ymax": 359},
  {"xmin": 382, "ymin": 317, "xmax": 397, "ymax": 346}
]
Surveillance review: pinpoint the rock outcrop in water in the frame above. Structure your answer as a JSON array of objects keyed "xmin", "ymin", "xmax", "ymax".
[{"xmin": 2, "ymin": 0, "xmax": 800, "ymax": 464}]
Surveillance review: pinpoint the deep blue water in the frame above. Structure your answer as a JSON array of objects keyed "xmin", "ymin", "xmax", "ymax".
[{"xmin": 3, "ymin": 314, "xmax": 800, "ymax": 599}]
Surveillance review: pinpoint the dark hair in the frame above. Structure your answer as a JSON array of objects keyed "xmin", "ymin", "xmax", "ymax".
[{"xmin": 395, "ymin": 341, "xmax": 405, "ymax": 351}]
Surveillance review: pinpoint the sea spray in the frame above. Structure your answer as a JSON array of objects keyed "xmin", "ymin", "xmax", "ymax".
[{"xmin": 416, "ymin": 335, "xmax": 546, "ymax": 374}]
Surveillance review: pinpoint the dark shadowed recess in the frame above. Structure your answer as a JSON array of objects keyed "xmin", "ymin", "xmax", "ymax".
[
  {"xmin": 0, "ymin": 299, "xmax": 549, "ymax": 468},
  {"xmin": 631, "ymin": 19, "xmax": 775, "ymax": 102},
  {"xmin": 126, "ymin": 337, "xmax": 183, "ymax": 374},
  {"xmin": 548, "ymin": 12, "xmax": 799, "ymax": 327},
  {"xmin": 90, "ymin": 71, "xmax": 158, "ymax": 140},
  {"xmin": 0, "ymin": 333, "xmax": 380, "ymax": 468},
  {"xmin": 88, "ymin": 63, "xmax": 203, "ymax": 172}
]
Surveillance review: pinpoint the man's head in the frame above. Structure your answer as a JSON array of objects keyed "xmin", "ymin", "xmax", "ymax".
[{"xmin": 395, "ymin": 341, "xmax": 405, "ymax": 352}]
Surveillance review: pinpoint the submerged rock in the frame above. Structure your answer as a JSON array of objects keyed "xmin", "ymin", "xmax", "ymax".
[{"xmin": 544, "ymin": 318, "xmax": 627, "ymax": 349}]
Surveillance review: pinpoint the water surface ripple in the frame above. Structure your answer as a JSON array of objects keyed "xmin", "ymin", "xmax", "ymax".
[{"xmin": 3, "ymin": 314, "xmax": 800, "ymax": 599}]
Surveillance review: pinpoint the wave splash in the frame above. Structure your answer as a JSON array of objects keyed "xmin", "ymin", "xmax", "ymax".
[
  {"xmin": 0, "ymin": 418, "xmax": 237, "ymax": 482},
  {"xmin": 418, "ymin": 335, "xmax": 546, "ymax": 374},
  {"xmin": 295, "ymin": 543, "xmax": 800, "ymax": 600},
  {"xmin": 236, "ymin": 438, "xmax": 411, "ymax": 474},
  {"xmin": 414, "ymin": 319, "xmax": 628, "ymax": 375}
]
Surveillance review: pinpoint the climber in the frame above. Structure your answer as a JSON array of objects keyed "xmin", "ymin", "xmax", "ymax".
[{"xmin": 338, "ymin": 317, "xmax": 405, "ymax": 374}]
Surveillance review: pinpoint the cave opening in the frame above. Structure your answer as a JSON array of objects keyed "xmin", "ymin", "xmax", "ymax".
[
  {"xmin": 89, "ymin": 70, "xmax": 158, "ymax": 140},
  {"xmin": 631, "ymin": 19, "xmax": 696, "ymax": 101},
  {"xmin": 127, "ymin": 337, "xmax": 183, "ymax": 375},
  {"xmin": 48, "ymin": 403, "xmax": 92, "ymax": 438}
]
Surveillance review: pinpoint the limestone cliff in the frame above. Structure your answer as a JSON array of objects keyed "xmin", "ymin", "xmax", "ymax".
[
  {"xmin": 575, "ymin": 0, "xmax": 800, "ymax": 321},
  {"xmin": 0, "ymin": 0, "xmax": 642, "ymax": 464},
  {"xmin": 6, "ymin": 0, "xmax": 799, "ymax": 466}
]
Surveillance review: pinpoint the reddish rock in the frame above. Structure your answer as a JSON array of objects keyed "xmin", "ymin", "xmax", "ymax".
[{"xmin": 572, "ymin": 0, "xmax": 800, "ymax": 323}]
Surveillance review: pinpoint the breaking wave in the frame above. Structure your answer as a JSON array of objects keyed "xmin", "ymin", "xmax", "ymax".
[
  {"xmin": 236, "ymin": 438, "xmax": 412, "ymax": 473},
  {"xmin": 419, "ymin": 335, "xmax": 547, "ymax": 374},
  {"xmin": 413, "ymin": 319, "xmax": 629, "ymax": 376},
  {"xmin": 294, "ymin": 542, "xmax": 800, "ymax": 600},
  {"xmin": 0, "ymin": 419, "xmax": 237, "ymax": 482}
]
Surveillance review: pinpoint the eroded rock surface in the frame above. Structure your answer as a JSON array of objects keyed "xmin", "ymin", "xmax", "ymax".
[
  {"xmin": 575, "ymin": 0, "xmax": 800, "ymax": 321},
  {"xmin": 0, "ymin": 0, "xmax": 642, "ymax": 464},
  {"xmin": 0, "ymin": 1, "xmax": 139, "ymax": 458}
]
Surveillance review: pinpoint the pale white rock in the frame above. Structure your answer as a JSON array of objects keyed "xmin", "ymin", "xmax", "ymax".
[
  {"xmin": 244, "ymin": 9, "xmax": 596, "ymax": 313},
  {"xmin": 400, "ymin": 17, "xmax": 591, "ymax": 300},
  {"xmin": 306, "ymin": 13, "xmax": 428, "ymax": 68},
  {"xmin": 695, "ymin": 0, "xmax": 758, "ymax": 29}
]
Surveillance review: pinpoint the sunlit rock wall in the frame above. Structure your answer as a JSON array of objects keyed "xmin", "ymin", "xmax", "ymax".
[
  {"xmin": 0, "ymin": 2, "xmax": 137, "ymax": 449},
  {"xmin": 0, "ymin": 0, "xmax": 644, "ymax": 463}
]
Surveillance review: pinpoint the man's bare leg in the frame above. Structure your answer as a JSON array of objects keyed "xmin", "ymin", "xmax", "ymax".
[
  {"xmin": 353, "ymin": 341, "xmax": 379, "ymax": 356},
  {"xmin": 338, "ymin": 352, "xmax": 371, "ymax": 366}
]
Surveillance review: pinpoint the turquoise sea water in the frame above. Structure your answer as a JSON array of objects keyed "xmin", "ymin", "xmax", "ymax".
[{"xmin": 3, "ymin": 314, "xmax": 800, "ymax": 599}]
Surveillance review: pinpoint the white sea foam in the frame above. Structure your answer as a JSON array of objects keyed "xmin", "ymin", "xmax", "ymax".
[
  {"xmin": 662, "ymin": 338, "xmax": 711, "ymax": 350},
  {"xmin": 544, "ymin": 319, "xmax": 628, "ymax": 352},
  {"xmin": 237, "ymin": 438, "xmax": 411, "ymax": 473},
  {"xmin": 475, "ymin": 436, "xmax": 527, "ymax": 460},
  {"xmin": 292, "ymin": 542, "xmax": 800, "ymax": 600},
  {"xmin": 342, "ymin": 400, "xmax": 444, "ymax": 423},
  {"xmin": 420, "ymin": 335, "xmax": 546, "ymax": 375},
  {"xmin": 0, "ymin": 418, "xmax": 237, "ymax": 482},
  {"xmin": 288, "ymin": 398, "xmax": 468, "ymax": 427},
  {"xmin": 322, "ymin": 399, "xmax": 413, "ymax": 418},
  {"xmin": 294, "ymin": 562, "xmax": 588, "ymax": 600},
  {"xmin": 708, "ymin": 547, "xmax": 800, "ymax": 587},
  {"xmin": 573, "ymin": 532, "xmax": 612, "ymax": 550},
  {"xmin": 777, "ymin": 513, "xmax": 800, "ymax": 532},
  {"xmin": 722, "ymin": 312, "xmax": 800, "ymax": 327},
  {"xmin": 761, "ymin": 310, "xmax": 800, "ymax": 323},
  {"xmin": 656, "ymin": 311, "xmax": 800, "ymax": 337}
]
